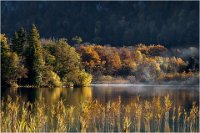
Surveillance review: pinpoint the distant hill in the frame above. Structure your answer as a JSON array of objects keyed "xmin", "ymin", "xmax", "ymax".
[{"xmin": 1, "ymin": 1, "xmax": 199, "ymax": 47}]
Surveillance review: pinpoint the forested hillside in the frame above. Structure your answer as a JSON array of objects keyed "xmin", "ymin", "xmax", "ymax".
[{"xmin": 1, "ymin": 1, "xmax": 199, "ymax": 47}]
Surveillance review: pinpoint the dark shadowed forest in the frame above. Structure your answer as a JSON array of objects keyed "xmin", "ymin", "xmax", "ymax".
[{"xmin": 1, "ymin": 1, "xmax": 199, "ymax": 47}]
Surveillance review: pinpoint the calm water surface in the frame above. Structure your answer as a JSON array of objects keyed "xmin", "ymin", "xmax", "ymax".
[{"xmin": 2, "ymin": 84, "xmax": 199, "ymax": 109}]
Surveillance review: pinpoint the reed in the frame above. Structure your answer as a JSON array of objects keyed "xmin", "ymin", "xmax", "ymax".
[
  {"xmin": 177, "ymin": 106, "xmax": 182, "ymax": 132},
  {"xmin": 172, "ymin": 106, "xmax": 176, "ymax": 131},
  {"xmin": 1, "ymin": 95, "xmax": 199, "ymax": 132},
  {"xmin": 144, "ymin": 101, "xmax": 152, "ymax": 132},
  {"xmin": 164, "ymin": 94, "xmax": 172, "ymax": 132},
  {"xmin": 189, "ymin": 102, "xmax": 199, "ymax": 132}
]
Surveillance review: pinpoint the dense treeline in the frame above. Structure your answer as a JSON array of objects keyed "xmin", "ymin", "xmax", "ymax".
[
  {"xmin": 1, "ymin": 1, "xmax": 199, "ymax": 47},
  {"xmin": 1, "ymin": 25, "xmax": 92, "ymax": 87},
  {"xmin": 1, "ymin": 25, "xmax": 199, "ymax": 87},
  {"xmin": 76, "ymin": 44, "xmax": 199, "ymax": 83}
]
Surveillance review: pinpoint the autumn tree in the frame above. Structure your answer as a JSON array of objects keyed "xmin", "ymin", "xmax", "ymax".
[
  {"xmin": 104, "ymin": 47, "xmax": 122, "ymax": 75},
  {"xmin": 118, "ymin": 47, "xmax": 137, "ymax": 75},
  {"xmin": 77, "ymin": 45, "xmax": 102, "ymax": 74},
  {"xmin": 135, "ymin": 57, "xmax": 161, "ymax": 82},
  {"xmin": 136, "ymin": 44, "xmax": 168, "ymax": 57},
  {"xmin": 148, "ymin": 45, "xmax": 168, "ymax": 57},
  {"xmin": 169, "ymin": 57, "xmax": 187, "ymax": 72},
  {"xmin": 132, "ymin": 50, "xmax": 143, "ymax": 63}
]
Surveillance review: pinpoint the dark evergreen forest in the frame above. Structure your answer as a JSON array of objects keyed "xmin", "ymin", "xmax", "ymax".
[{"xmin": 1, "ymin": 1, "xmax": 199, "ymax": 47}]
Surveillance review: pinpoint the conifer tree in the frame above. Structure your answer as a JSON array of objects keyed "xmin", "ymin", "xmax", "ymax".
[
  {"xmin": 26, "ymin": 24, "xmax": 44, "ymax": 86},
  {"xmin": 11, "ymin": 27, "xmax": 27, "ymax": 55}
]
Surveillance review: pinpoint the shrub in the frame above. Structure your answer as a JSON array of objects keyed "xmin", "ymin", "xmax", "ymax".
[
  {"xmin": 77, "ymin": 70, "xmax": 92, "ymax": 87},
  {"xmin": 43, "ymin": 70, "xmax": 62, "ymax": 87}
]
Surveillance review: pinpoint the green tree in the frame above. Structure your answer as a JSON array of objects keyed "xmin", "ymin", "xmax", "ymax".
[
  {"xmin": 1, "ymin": 34, "xmax": 27, "ymax": 86},
  {"xmin": 8, "ymin": 52, "xmax": 26, "ymax": 85},
  {"xmin": 44, "ymin": 39, "xmax": 92, "ymax": 86},
  {"xmin": 1, "ymin": 34, "xmax": 11, "ymax": 85},
  {"xmin": 53, "ymin": 39, "xmax": 81, "ymax": 84},
  {"xmin": 42, "ymin": 39, "xmax": 92, "ymax": 86},
  {"xmin": 11, "ymin": 27, "xmax": 27, "ymax": 55},
  {"xmin": 72, "ymin": 36, "xmax": 83, "ymax": 44},
  {"xmin": 26, "ymin": 24, "xmax": 44, "ymax": 86}
]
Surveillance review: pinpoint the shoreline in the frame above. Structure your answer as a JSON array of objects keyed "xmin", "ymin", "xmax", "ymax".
[{"xmin": 91, "ymin": 83, "xmax": 199, "ymax": 87}]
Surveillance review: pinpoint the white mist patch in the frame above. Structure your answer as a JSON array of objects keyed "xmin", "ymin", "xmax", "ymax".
[{"xmin": 91, "ymin": 83, "xmax": 198, "ymax": 87}]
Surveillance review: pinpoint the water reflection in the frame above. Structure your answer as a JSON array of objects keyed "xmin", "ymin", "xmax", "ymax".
[
  {"xmin": 91, "ymin": 85, "xmax": 199, "ymax": 109},
  {"xmin": 2, "ymin": 87, "xmax": 93, "ymax": 106},
  {"xmin": 2, "ymin": 85, "xmax": 199, "ymax": 109}
]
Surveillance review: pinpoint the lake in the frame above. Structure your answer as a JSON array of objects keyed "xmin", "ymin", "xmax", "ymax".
[
  {"xmin": 1, "ymin": 84, "xmax": 199, "ymax": 132},
  {"xmin": 2, "ymin": 84, "xmax": 199, "ymax": 108}
]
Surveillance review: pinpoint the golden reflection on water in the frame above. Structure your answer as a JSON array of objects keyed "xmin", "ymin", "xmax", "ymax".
[
  {"xmin": 38, "ymin": 87, "xmax": 93, "ymax": 105},
  {"xmin": 2, "ymin": 85, "xmax": 198, "ymax": 109}
]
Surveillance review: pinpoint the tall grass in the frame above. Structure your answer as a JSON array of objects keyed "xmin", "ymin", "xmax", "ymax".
[{"xmin": 1, "ymin": 95, "xmax": 199, "ymax": 132}]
